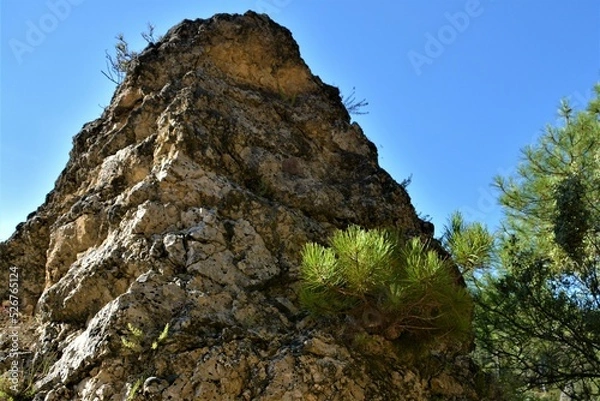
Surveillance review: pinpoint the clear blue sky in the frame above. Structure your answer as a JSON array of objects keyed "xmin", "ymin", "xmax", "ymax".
[{"xmin": 1, "ymin": 1, "xmax": 599, "ymax": 241}]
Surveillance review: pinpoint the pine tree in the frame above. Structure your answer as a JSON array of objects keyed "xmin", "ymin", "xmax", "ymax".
[
  {"xmin": 299, "ymin": 226, "xmax": 473, "ymax": 344},
  {"xmin": 471, "ymin": 84, "xmax": 600, "ymax": 400}
]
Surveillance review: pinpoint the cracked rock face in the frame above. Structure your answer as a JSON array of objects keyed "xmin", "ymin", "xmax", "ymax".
[{"xmin": 0, "ymin": 11, "xmax": 480, "ymax": 401}]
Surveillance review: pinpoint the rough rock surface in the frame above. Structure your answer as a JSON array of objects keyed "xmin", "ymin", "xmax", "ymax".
[{"xmin": 0, "ymin": 11, "xmax": 483, "ymax": 401}]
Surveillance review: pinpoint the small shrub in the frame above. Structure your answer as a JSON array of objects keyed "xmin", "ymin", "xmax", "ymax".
[
  {"xmin": 342, "ymin": 87, "xmax": 369, "ymax": 115},
  {"xmin": 120, "ymin": 322, "xmax": 170, "ymax": 399},
  {"xmin": 102, "ymin": 23, "xmax": 162, "ymax": 85},
  {"xmin": 126, "ymin": 377, "xmax": 143, "ymax": 401},
  {"xmin": 121, "ymin": 323, "xmax": 144, "ymax": 353},
  {"xmin": 121, "ymin": 322, "xmax": 170, "ymax": 354},
  {"xmin": 151, "ymin": 323, "xmax": 170, "ymax": 350},
  {"xmin": 0, "ymin": 351, "xmax": 57, "ymax": 401},
  {"xmin": 0, "ymin": 377, "xmax": 19, "ymax": 401},
  {"xmin": 299, "ymin": 226, "xmax": 472, "ymax": 343},
  {"xmin": 102, "ymin": 33, "xmax": 138, "ymax": 85}
]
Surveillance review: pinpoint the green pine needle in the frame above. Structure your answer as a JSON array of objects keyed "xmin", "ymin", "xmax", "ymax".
[{"xmin": 299, "ymin": 225, "xmax": 473, "ymax": 341}]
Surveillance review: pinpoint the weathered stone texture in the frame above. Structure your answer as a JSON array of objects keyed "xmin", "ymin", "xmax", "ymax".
[{"xmin": 0, "ymin": 11, "xmax": 480, "ymax": 401}]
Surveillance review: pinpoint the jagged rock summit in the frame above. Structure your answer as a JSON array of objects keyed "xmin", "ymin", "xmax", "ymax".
[{"xmin": 1, "ymin": 11, "xmax": 480, "ymax": 400}]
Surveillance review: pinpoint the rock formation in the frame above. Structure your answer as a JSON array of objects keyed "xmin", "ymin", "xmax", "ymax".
[{"xmin": 0, "ymin": 11, "xmax": 485, "ymax": 400}]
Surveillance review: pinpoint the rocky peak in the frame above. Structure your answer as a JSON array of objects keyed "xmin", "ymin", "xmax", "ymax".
[{"xmin": 0, "ymin": 11, "xmax": 479, "ymax": 400}]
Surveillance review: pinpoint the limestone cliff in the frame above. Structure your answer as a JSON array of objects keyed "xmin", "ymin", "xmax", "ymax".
[{"xmin": 0, "ymin": 11, "xmax": 483, "ymax": 400}]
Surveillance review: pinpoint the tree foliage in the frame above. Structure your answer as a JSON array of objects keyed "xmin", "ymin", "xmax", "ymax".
[
  {"xmin": 442, "ymin": 211, "xmax": 494, "ymax": 274},
  {"xmin": 469, "ymin": 84, "xmax": 600, "ymax": 400},
  {"xmin": 299, "ymin": 226, "xmax": 472, "ymax": 343}
]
